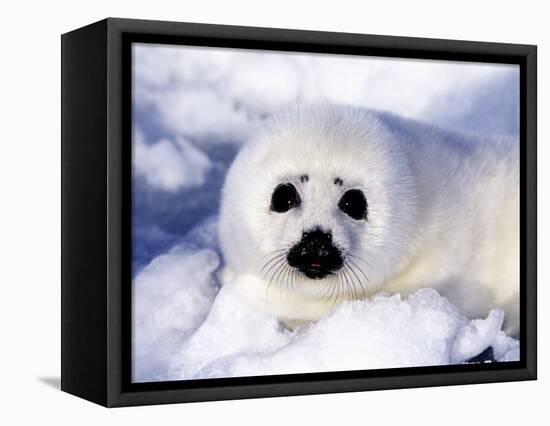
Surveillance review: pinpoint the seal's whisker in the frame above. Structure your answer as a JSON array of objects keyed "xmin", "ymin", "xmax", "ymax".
[
  {"xmin": 260, "ymin": 244, "xmax": 371, "ymax": 310},
  {"xmin": 321, "ymin": 271, "xmax": 332, "ymax": 299},
  {"xmin": 343, "ymin": 264, "xmax": 360, "ymax": 312},
  {"xmin": 349, "ymin": 264, "xmax": 360, "ymax": 301},
  {"xmin": 262, "ymin": 256, "xmax": 286, "ymax": 280},
  {"xmin": 273, "ymin": 261, "xmax": 289, "ymax": 290},
  {"xmin": 340, "ymin": 267, "xmax": 353, "ymax": 303},
  {"xmin": 347, "ymin": 259, "xmax": 369, "ymax": 300},
  {"xmin": 264, "ymin": 257, "xmax": 287, "ymax": 303},
  {"xmin": 266, "ymin": 258, "xmax": 288, "ymax": 303},
  {"xmin": 260, "ymin": 252, "xmax": 286, "ymax": 272},
  {"xmin": 320, "ymin": 270, "xmax": 333, "ymax": 299},
  {"xmin": 340, "ymin": 264, "xmax": 352, "ymax": 301},
  {"xmin": 260, "ymin": 248, "xmax": 287, "ymax": 259},
  {"xmin": 346, "ymin": 252, "xmax": 370, "ymax": 267},
  {"xmin": 327, "ymin": 272, "xmax": 338, "ymax": 308},
  {"xmin": 344, "ymin": 263, "xmax": 358, "ymax": 301},
  {"xmin": 346, "ymin": 260, "xmax": 366, "ymax": 300},
  {"xmin": 282, "ymin": 263, "xmax": 293, "ymax": 291},
  {"xmin": 347, "ymin": 257, "xmax": 370, "ymax": 284},
  {"xmin": 333, "ymin": 273, "xmax": 342, "ymax": 307},
  {"xmin": 330, "ymin": 273, "xmax": 338, "ymax": 302},
  {"xmin": 337, "ymin": 271, "xmax": 345, "ymax": 304},
  {"xmin": 335, "ymin": 275, "xmax": 344, "ymax": 308},
  {"xmin": 336, "ymin": 272, "xmax": 342, "ymax": 298}
]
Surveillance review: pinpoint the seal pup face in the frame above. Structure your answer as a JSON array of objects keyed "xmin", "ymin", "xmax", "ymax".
[
  {"xmin": 259, "ymin": 168, "xmax": 375, "ymax": 300},
  {"xmin": 270, "ymin": 179, "xmax": 367, "ymax": 280},
  {"xmin": 219, "ymin": 105, "xmax": 417, "ymax": 305}
]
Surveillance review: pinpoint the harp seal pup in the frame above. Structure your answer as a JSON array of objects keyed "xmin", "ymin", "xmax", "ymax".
[{"xmin": 218, "ymin": 105, "xmax": 519, "ymax": 335}]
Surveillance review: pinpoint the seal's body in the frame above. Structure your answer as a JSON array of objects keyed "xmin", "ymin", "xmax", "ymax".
[{"xmin": 219, "ymin": 105, "xmax": 519, "ymax": 335}]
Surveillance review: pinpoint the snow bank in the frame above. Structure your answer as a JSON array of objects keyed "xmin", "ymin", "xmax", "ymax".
[
  {"xmin": 133, "ymin": 244, "xmax": 519, "ymax": 382},
  {"xmin": 133, "ymin": 44, "xmax": 519, "ymax": 145},
  {"xmin": 133, "ymin": 128, "xmax": 213, "ymax": 192},
  {"xmin": 132, "ymin": 246, "xmax": 220, "ymax": 382}
]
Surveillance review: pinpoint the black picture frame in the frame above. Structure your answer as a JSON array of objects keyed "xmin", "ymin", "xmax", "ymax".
[{"xmin": 61, "ymin": 17, "xmax": 537, "ymax": 407}]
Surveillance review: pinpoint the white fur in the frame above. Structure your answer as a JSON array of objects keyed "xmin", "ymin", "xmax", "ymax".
[{"xmin": 219, "ymin": 105, "xmax": 519, "ymax": 335}]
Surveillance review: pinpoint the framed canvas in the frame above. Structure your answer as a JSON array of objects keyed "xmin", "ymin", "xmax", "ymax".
[{"xmin": 61, "ymin": 18, "xmax": 537, "ymax": 407}]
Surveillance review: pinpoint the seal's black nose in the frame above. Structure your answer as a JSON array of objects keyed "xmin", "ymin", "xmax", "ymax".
[{"xmin": 287, "ymin": 228, "xmax": 343, "ymax": 279}]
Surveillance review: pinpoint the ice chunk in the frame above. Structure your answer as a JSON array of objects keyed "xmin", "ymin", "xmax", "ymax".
[
  {"xmin": 169, "ymin": 281, "xmax": 291, "ymax": 379},
  {"xmin": 450, "ymin": 309, "xmax": 505, "ymax": 363},
  {"xmin": 132, "ymin": 246, "xmax": 220, "ymax": 382},
  {"xmin": 133, "ymin": 128, "xmax": 212, "ymax": 192},
  {"xmin": 493, "ymin": 331, "xmax": 521, "ymax": 362}
]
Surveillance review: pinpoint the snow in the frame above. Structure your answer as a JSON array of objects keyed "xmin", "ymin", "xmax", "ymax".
[
  {"xmin": 133, "ymin": 128, "xmax": 213, "ymax": 192},
  {"xmin": 132, "ymin": 220, "xmax": 519, "ymax": 382},
  {"xmin": 133, "ymin": 43, "xmax": 519, "ymax": 145},
  {"xmin": 132, "ymin": 246, "xmax": 219, "ymax": 382}
]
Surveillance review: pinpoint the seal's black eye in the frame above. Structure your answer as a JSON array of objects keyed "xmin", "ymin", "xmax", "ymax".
[
  {"xmin": 270, "ymin": 183, "xmax": 301, "ymax": 213},
  {"xmin": 338, "ymin": 189, "xmax": 368, "ymax": 220}
]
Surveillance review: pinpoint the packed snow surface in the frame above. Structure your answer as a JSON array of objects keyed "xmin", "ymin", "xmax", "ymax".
[{"xmin": 132, "ymin": 221, "xmax": 519, "ymax": 382}]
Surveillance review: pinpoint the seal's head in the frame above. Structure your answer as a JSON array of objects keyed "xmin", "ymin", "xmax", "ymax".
[{"xmin": 219, "ymin": 105, "xmax": 418, "ymax": 312}]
